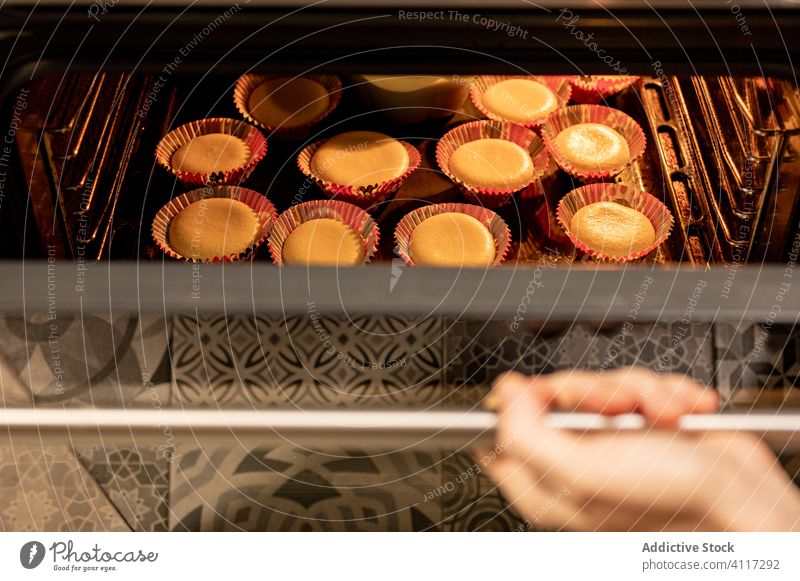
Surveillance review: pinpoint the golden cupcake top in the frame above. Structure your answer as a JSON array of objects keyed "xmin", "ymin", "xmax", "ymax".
[
  {"xmin": 410, "ymin": 212, "xmax": 495, "ymax": 267},
  {"xmin": 575, "ymin": 75, "xmax": 636, "ymax": 85},
  {"xmin": 482, "ymin": 79, "xmax": 559, "ymax": 123},
  {"xmin": 554, "ymin": 123, "xmax": 630, "ymax": 173},
  {"xmin": 171, "ymin": 133, "xmax": 250, "ymax": 175},
  {"xmin": 570, "ymin": 201, "xmax": 656, "ymax": 259},
  {"xmin": 449, "ymin": 138, "xmax": 534, "ymax": 190},
  {"xmin": 310, "ymin": 131, "xmax": 409, "ymax": 187},
  {"xmin": 248, "ymin": 77, "xmax": 330, "ymax": 129},
  {"xmin": 168, "ymin": 197, "xmax": 258, "ymax": 260},
  {"xmin": 282, "ymin": 218, "xmax": 365, "ymax": 266}
]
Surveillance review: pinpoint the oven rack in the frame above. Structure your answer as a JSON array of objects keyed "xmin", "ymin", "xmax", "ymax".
[{"xmin": 642, "ymin": 75, "xmax": 800, "ymax": 264}]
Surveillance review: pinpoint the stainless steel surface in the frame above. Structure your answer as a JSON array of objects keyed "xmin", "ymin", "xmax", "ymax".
[
  {"xmin": 1, "ymin": 408, "xmax": 798, "ymax": 452},
  {"xmin": 0, "ymin": 262, "xmax": 798, "ymax": 321}
]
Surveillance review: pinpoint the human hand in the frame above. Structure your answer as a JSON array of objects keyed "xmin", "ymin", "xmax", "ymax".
[{"xmin": 476, "ymin": 368, "xmax": 800, "ymax": 531}]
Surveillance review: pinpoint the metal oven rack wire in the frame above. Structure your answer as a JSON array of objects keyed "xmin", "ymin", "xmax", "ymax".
[{"xmin": 640, "ymin": 75, "xmax": 800, "ymax": 265}]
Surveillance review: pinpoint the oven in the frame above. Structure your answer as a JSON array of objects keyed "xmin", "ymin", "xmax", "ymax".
[{"xmin": 0, "ymin": 0, "xmax": 798, "ymax": 532}]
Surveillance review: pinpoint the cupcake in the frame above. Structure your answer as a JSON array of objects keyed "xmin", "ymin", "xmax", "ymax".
[
  {"xmin": 556, "ymin": 183, "xmax": 674, "ymax": 262},
  {"xmin": 540, "ymin": 105, "xmax": 646, "ymax": 181},
  {"xmin": 234, "ymin": 74, "xmax": 342, "ymax": 140},
  {"xmin": 395, "ymin": 203, "xmax": 511, "ymax": 267},
  {"xmin": 568, "ymin": 75, "xmax": 639, "ymax": 104},
  {"xmin": 268, "ymin": 200, "xmax": 379, "ymax": 266},
  {"xmin": 152, "ymin": 186, "xmax": 276, "ymax": 262},
  {"xmin": 351, "ymin": 74, "xmax": 471, "ymax": 124},
  {"xmin": 470, "ymin": 76, "xmax": 571, "ymax": 128},
  {"xmin": 436, "ymin": 120, "xmax": 549, "ymax": 207},
  {"xmin": 155, "ymin": 118, "xmax": 267, "ymax": 187},
  {"xmin": 297, "ymin": 131, "xmax": 421, "ymax": 209}
]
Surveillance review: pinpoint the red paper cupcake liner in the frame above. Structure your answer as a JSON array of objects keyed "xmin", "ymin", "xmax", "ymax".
[
  {"xmin": 155, "ymin": 118, "xmax": 267, "ymax": 187},
  {"xmin": 534, "ymin": 200, "xmax": 573, "ymax": 247},
  {"xmin": 469, "ymin": 75, "xmax": 572, "ymax": 129},
  {"xmin": 555, "ymin": 182, "xmax": 674, "ymax": 263},
  {"xmin": 267, "ymin": 199, "xmax": 380, "ymax": 266},
  {"xmin": 394, "ymin": 202, "xmax": 511, "ymax": 267},
  {"xmin": 540, "ymin": 104, "xmax": 647, "ymax": 182},
  {"xmin": 519, "ymin": 152, "xmax": 560, "ymax": 200},
  {"xmin": 151, "ymin": 185, "xmax": 277, "ymax": 263},
  {"xmin": 297, "ymin": 137, "xmax": 421, "ymax": 211},
  {"xmin": 436, "ymin": 120, "xmax": 550, "ymax": 208},
  {"xmin": 233, "ymin": 74, "xmax": 342, "ymax": 140},
  {"xmin": 568, "ymin": 75, "xmax": 640, "ymax": 104}
]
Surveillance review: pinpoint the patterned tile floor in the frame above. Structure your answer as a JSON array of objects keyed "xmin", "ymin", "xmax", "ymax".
[
  {"xmin": 442, "ymin": 321, "xmax": 716, "ymax": 406},
  {"xmin": 170, "ymin": 313, "xmax": 445, "ymax": 408},
  {"xmin": 0, "ymin": 446, "xmax": 130, "ymax": 532},
  {"xmin": 0, "ymin": 314, "xmax": 171, "ymax": 532},
  {"xmin": 170, "ymin": 445, "xmax": 443, "ymax": 531},
  {"xmin": 75, "ymin": 446, "xmax": 170, "ymax": 532},
  {"xmin": 0, "ymin": 314, "xmax": 797, "ymax": 531},
  {"xmin": 714, "ymin": 322, "xmax": 800, "ymax": 406}
]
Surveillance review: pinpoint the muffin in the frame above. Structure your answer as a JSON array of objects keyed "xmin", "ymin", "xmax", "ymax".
[
  {"xmin": 470, "ymin": 76, "xmax": 572, "ymax": 129},
  {"xmin": 268, "ymin": 200, "xmax": 379, "ymax": 266},
  {"xmin": 394, "ymin": 203, "xmax": 511, "ymax": 267},
  {"xmin": 171, "ymin": 133, "xmax": 251, "ymax": 175},
  {"xmin": 282, "ymin": 218, "xmax": 365, "ymax": 266},
  {"xmin": 152, "ymin": 186, "xmax": 276, "ymax": 262},
  {"xmin": 481, "ymin": 78, "xmax": 560, "ymax": 124},
  {"xmin": 298, "ymin": 131, "xmax": 421, "ymax": 209},
  {"xmin": 556, "ymin": 183, "xmax": 674, "ymax": 262},
  {"xmin": 568, "ymin": 75, "xmax": 639, "ymax": 104},
  {"xmin": 541, "ymin": 105, "xmax": 645, "ymax": 180},
  {"xmin": 409, "ymin": 212, "xmax": 495, "ymax": 267},
  {"xmin": 351, "ymin": 74, "xmax": 471, "ymax": 124},
  {"xmin": 168, "ymin": 198, "xmax": 258, "ymax": 261},
  {"xmin": 554, "ymin": 123, "xmax": 630, "ymax": 174},
  {"xmin": 448, "ymin": 138, "xmax": 535, "ymax": 190},
  {"xmin": 234, "ymin": 74, "xmax": 342, "ymax": 139},
  {"xmin": 247, "ymin": 77, "xmax": 331, "ymax": 130},
  {"xmin": 155, "ymin": 118, "xmax": 267, "ymax": 186},
  {"xmin": 569, "ymin": 201, "xmax": 655, "ymax": 259},
  {"xmin": 436, "ymin": 120, "xmax": 549, "ymax": 207},
  {"xmin": 310, "ymin": 131, "xmax": 409, "ymax": 188}
]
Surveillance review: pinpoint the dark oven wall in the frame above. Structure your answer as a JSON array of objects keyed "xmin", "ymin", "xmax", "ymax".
[{"xmin": 2, "ymin": 2, "xmax": 800, "ymax": 78}]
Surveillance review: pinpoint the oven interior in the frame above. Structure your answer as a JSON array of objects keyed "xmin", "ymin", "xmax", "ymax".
[{"xmin": 4, "ymin": 72, "xmax": 800, "ymax": 266}]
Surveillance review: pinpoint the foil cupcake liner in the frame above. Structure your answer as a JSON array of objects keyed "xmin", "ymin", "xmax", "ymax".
[
  {"xmin": 555, "ymin": 182, "xmax": 674, "ymax": 263},
  {"xmin": 267, "ymin": 199, "xmax": 380, "ymax": 266},
  {"xmin": 519, "ymin": 152, "xmax": 560, "ymax": 200},
  {"xmin": 436, "ymin": 120, "xmax": 550, "ymax": 208},
  {"xmin": 568, "ymin": 75, "xmax": 640, "ymax": 104},
  {"xmin": 151, "ymin": 185, "xmax": 277, "ymax": 263},
  {"xmin": 394, "ymin": 202, "xmax": 511, "ymax": 267},
  {"xmin": 540, "ymin": 104, "xmax": 647, "ymax": 182},
  {"xmin": 469, "ymin": 75, "xmax": 572, "ymax": 129},
  {"xmin": 155, "ymin": 118, "xmax": 267, "ymax": 187},
  {"xmin": 233, "ymin": 74, "xmax": 342, "ymax": 140},
  {"xmin": 297, "ymin": 137, "xmax": 421, "ymax": 211}
]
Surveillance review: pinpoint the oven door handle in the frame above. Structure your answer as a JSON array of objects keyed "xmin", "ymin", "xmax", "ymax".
[{"xmin": 0, "ymin": 408, "xmax": 798, "ymax": 452}]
